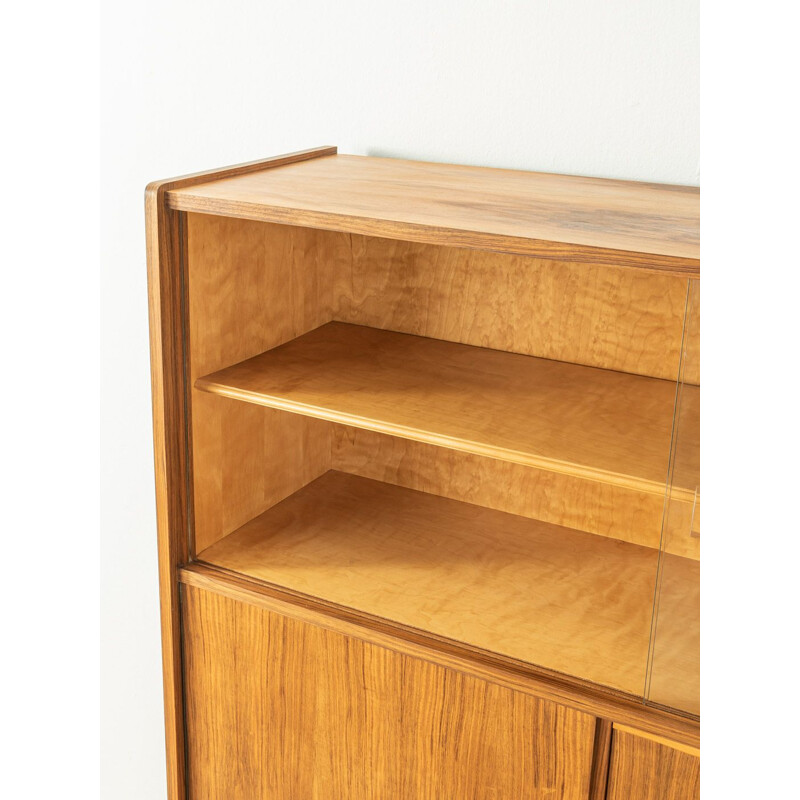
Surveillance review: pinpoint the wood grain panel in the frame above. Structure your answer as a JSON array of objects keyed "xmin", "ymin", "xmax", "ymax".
[
  {"xmin": 186, "ymin": 213, "xmax": 341, "ymax": 551},
  {"xmin": 186, "ymin": 214, "xmax": 339, "ymax": 378},
  {"xmin": 191, "ymin": 395, "xmax": 333, "ymax": 552},
  {"xmin": 182, "ymin": 582, "xmax": 597, "ymax": 799},
  {"xmin": 336, "ymin": 236, "xmax": 699, "ymax": 382},
  {"xmin": 197, "ymin": 322, "xmax": 699, "ymax": 499},
  {"xmin": 198, "ymin": 471, "xmax": 699, "ymax": 701},
  {"xmin": 607, "ymin": 726, "xmax": 700, "ymax": 800},
  {"xmin": 181, "ymin": 563, "xmax": 700, "ymax": 749},
  {"xmin": 167, "ymin": 154, "xmax": 700, "ymax": 275},
  {"xmin": 333, "ymin": 427, "xmax": 698, "ymax": 559}
]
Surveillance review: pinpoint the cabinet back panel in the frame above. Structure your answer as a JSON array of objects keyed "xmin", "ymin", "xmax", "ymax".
[
  {"xmin": 187, "ymin": 213, "xmax": 698, "ymax": 384},
  {"xmin": 333, "ymin": 427, "xmax": 698, "ymax": 559},
  {"xmin": 335, "ymin": 234, "xmax": 698, "ymax": 383}
]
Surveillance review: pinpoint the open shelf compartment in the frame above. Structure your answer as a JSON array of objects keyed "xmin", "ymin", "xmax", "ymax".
[
  {"xmin": 196, "ymin": 321, "xmax": 699, "ymax": 501},
  {"xmin": 197, "ymin": 470, "xmax": 699, "ymax": 713},
  {"xmin": 180, "ymin": 202, "xmax": 699, "ymax": 716}
]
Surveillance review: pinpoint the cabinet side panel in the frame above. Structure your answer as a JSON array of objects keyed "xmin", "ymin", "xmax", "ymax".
[
  {"xmin": 182, "ymin": 583, "xmax": 597, "ymax": 800},
  {"xmin": 192, "ymin": 396, "xmax": 333, "ymax": 552},
  {"xmin": 335, "ymin": 236, "xmax": 699, "ymax": 383},
  {"xmin": 146, "ymin": 196, "xmax": 189, "ymax": 800},
  {"xmin": 186, "ymin": 214, "xmax": 342, "ymax": 551},
  {"xmin": 606, "ymin": 728, "xmax": 700, "ymax": 800}
]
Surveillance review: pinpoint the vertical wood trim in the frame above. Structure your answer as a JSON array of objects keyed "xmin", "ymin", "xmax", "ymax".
[
  {"xmin": 178, "ymin": 213, "xmax": 195, "ymax": 561},
  {"xmin": 145, "ymin": 146, "xmax": 337, "ymax": 800},
  {"xmin": 588, "ymin": 718, "xmax": 613, "ymax": 800},
  {"xmin": 146, "ymin": 196, "xmax": 190, "ymax": 800}
]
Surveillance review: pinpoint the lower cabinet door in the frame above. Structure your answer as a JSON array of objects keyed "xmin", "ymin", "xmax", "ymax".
[
  {"xmin": 181, "ymin": 583, "xmax": 597, "ymax": 799},
  {"xmin": 606, "ymin": 725, "xmax": 700, "ymax": 800}
]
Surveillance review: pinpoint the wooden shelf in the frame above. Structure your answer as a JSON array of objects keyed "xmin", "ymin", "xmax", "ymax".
[
  {"xmin": 198, "ymin": 471, "xmax": 699, "ymax": 710},
  {"xmin": 196, "ymin": 322, "xmax": 699, "ymax": 500},
  {"xmin": 166, "ymin": 153, "xmax": 699, "ymax": 275}
]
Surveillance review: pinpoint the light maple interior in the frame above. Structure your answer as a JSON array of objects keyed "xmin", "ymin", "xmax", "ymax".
[
  {"xmin": 185, "ymin": 211, "xmax": 699, "ymax": 714},
  {"xmin": 199, "ymin": 471, "xmax": 698, "ymax": 713}
]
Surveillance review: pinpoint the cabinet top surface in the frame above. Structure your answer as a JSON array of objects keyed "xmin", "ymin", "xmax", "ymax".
[{"xmin": 165, "ymin": 152, "xmax": 699, "ymax": 275}]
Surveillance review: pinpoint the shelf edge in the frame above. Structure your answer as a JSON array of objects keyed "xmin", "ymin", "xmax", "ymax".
[
  {"xmin": 194, "ymin": 377, "xmax": 697, "ymax": 503},
  {"xmin": 167, "ymin": 193, "xmax": 700, "ymax": 278}
]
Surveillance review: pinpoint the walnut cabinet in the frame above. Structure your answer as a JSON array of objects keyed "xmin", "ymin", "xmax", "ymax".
[{"xmin": 147, "ymin": 147, "xmax": 700, "ymax": 799}]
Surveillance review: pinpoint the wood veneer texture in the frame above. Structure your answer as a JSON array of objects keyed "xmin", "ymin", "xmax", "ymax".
[
  {"xmin": 182, "ymin": 583, "xmax": 597, "ymax": 800},
  {"xmin": 180, "ymin": 563, "xmax": 700, "ymax": 749},
  {"xmin": 186, "ymin": 213, "xmax": 699, "ymax": 384},
  {"xmin": 332, "ymin": 427, "xmax": 698, "ymax": 559},
  {"xmin": 336, "ymin": 234, "xmax": 699, "ymax": 383},
  {"xmin": 606, "ymin": 727, "xmax": 700, "ymax": 800},
  {"xmin": 145, "ymin": 199, "xmax": 188, "ymax": 800},
  {"xmin": 169, "ymin": 154, "xmax": 699, "ymax": 275},
  {"xmin": 186, "ymin": 211, "xmax": 700, "ymax": 554},
  {"xmin": 197, "ymin": 471, "xmax": 699, "ymax": 708},
  {"xmin": 196, "ymin": 322, "xmax": 699, "ymax": 500},
  {"xmin": 185, "ymin": 213, "xmax": 338, "ymax": 551}
]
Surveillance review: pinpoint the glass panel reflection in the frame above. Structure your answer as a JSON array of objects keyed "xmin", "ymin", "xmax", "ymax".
[{"xmin": 646, "ymin": 279, "xmax": 700, "ymax": 715}]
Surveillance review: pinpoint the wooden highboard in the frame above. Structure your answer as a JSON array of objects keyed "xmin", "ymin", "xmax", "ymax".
[{"xmin": 147, "ymin": 147, "xmax": 700, "ymax": 799}]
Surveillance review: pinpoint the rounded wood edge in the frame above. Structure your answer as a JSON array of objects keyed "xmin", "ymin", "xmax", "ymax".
[
  {"xmin": 194, "ymin": 340, "xmax": 698, "ymax": 504},
  {"xmin": 145, "ymin": 145, "xmax": 338, "ymax": 200},
  {"xmin": 179, "ymin": 562, "xmax": 700, "ymax": 748},
  {"xmin": 612, "ymin": 723, "xmax": 700, "ymax": 758},
  {"xmin": 167, "ymin": 194, "xmax": 700, "ymax": 278}
]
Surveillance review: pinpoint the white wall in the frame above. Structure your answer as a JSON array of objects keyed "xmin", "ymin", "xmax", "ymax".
[{"xmin": 101, "ymin": 1, "xmax": 698, "ymax": 796}]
